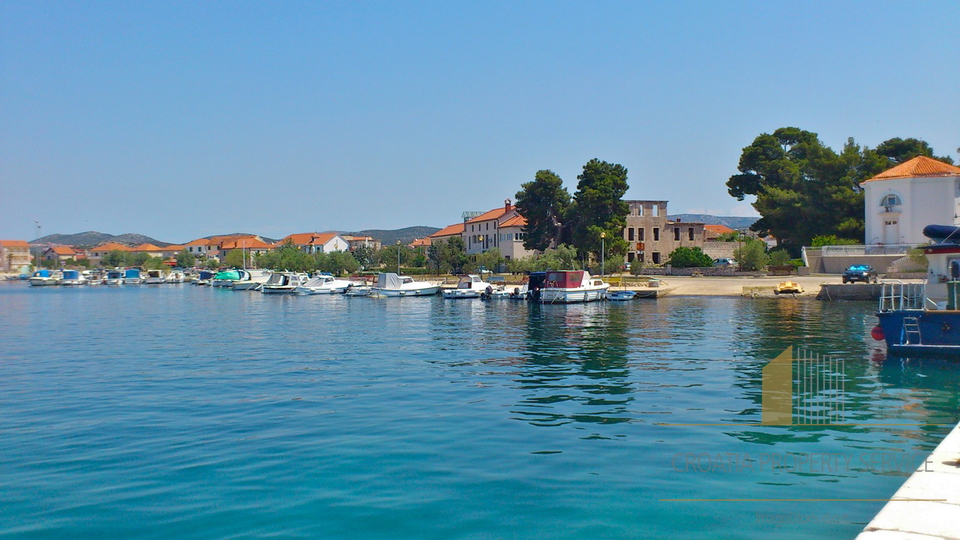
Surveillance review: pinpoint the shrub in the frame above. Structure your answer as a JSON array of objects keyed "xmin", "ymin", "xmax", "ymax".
[{"xmin": 666, "ymin": 247, "xmax": 713, "ymax": 268}]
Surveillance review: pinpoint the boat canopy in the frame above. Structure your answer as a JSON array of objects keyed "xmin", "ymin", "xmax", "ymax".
[
  {"xmin": 545, "ymin": 270, "xmax": 584, "ymax": 288},
  {"xmin": 107, "ymin": 271, "xmax": 122, "ymax": 279},
  {"xmin": 63, "ymin": 270, "xmax": 80, "ymax": 279},
  {"xmin": 124, "ymin": 269, "xmax": 141, "ymax": 278},
  {"xmin": 33, "ymin": 269, "xmax": 51, "ymax": 278},
  {"xmin": 214, "ymin": 270, "xmax": 241, "ymax": 281},
  {"xmin": 377, "ymin": 273, "xmax": 403, "ymax": 289},
  {"xmin": 923, "ymin": 225, "xmax": 960, "ymax": 244}
]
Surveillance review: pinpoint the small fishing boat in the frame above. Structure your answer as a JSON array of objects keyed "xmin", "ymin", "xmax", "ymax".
[
  {"xmin": 165, "ymin": 270, "xmax": 184, "ymax": 283},
  {"xmin": 211, "ymin": 269, "xmax": 243, "ymax": 288},
  {"xmin": 773, "ymin": 281, "xmax": 804, "ymax": 295},
  {"xmin": 529, "ymin": 270, "xmax": 609, "ymax": 304},
  {"xmin": 60, "ymin": 269, "xmax": 88, "ymax": 286},
  {"xmin": 232, "ymin": 269, "xmax": 272, "ymax": 291},
  {"xmin": 28, "ymin": 269, "xmax": 61, "ymax": 286},
  {"xmin": 295, "ymin": 274, "xmax": 361, "ymax": 295},
  {"xmin": 343, "ymin": 286, "xmax": 372, "ymax": 297},
  {"xmin": 372, "ymin": 273, "xmax": 440, "ymax": 297},
  {"xmin": 104, "ymin": 270, "xmax": 125, "ymax": 286},
  {"xmin": 143, "ymin": 269, "xmax": 166, "ymax": 285},
  {"xmin": 193, "ymin": 270, "xmax": 215, "ymax": 286},
  {"xmin": 873, "ymin": 224, "xmax": 960, "ymax": 356},
  {"xmin": 607, "ymin": 290, "xmax": 637, "ymax": 301},
  {"xmin": 123, "ymin": 268, "xmax": 143, "ymax": 285},
  {"xmin": 261, "ymin": 272, "xmax": 309, "ymax": 294},
  {"xmin": 442, "ymin": 274, "xmax": 491, "ymax": 299}
]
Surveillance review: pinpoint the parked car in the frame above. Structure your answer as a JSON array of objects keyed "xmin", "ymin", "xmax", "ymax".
[
  {"xmin": 714, "ymin": 258, "xmax": 736, "ymax": 268},
  {"xmin": 842, "ymin": 265, "xmax": 878, "ymax": 283}
]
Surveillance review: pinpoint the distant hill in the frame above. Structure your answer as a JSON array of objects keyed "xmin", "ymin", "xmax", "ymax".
[
  {"xmin": 668, "ymin": 214, "xmax": 757, "ymax": 230},
  {"xmin": 346, "ymin": 226, "xmax": 441, "ymax": 246},
  {"xmin": 32, "ymin": 231, "xmax": 171, "ymax": 248}
]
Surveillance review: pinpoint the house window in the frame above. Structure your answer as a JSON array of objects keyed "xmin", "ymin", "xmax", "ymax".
[
  {"xmin": 652, "ymin": 205, "xmax": 659, "ymax": 217},
  {"xmin": 639, "ymin": 228, "xmax": 645, "ymax": 241},
  {"xmin": 638, "ymin": 206, "xmax": 644, "ymax": 217},
  {"xmin": 674, "ymin": 227, "xmax": 680, "ymax": 241},
  {"xmin": 652, "ymin": 252, "xmax": 661, "ymax": 264},
  {"xmin": 880, "ymin": 194, "xmax": 902, "ymax": 207},
  {"xmin": 627, "ymin": 252, "xmax": 635, "ymax": 262},
  {"xmin": 628, "ymin": 228, "xmax": 635, "ymax": 241},
  {"xmin": 653, "ymin": 228, "xmax": 660, "ymax": 241},
  {"xmin": 688, "ymin": 227, "xmax": 694, "ymax": 241}
]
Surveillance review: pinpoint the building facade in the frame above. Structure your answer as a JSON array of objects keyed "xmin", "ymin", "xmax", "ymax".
[
  {"xmin": 861, "ymin": 156, "xmax": 960, "ymax": 245},
  {"xmin": 462, "ymin": 200, "xmax": 537, "ymax": 260},
  {"xmin": 0, "ymin": 240, "xmax": 32, "ymax": 272},
  {"xmin": 622, "ymin": 200, "xmax": 706, "ymax": 265}
]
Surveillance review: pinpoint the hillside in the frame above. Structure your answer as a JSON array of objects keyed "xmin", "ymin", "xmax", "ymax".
[
  {"xmin": 346, "ymin": 226, "xmax": 440, "ymax": 246},
  {"xmin": 32, "ymin": 231, "xmax": 171, "ymax": 247},
  {"xmin": 668, "ymin": 214, "xmax": 757, "ymax": 230}
]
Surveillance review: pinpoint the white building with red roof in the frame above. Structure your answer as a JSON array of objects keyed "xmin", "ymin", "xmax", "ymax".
[
  {"xmin": 281, "ymin": 232, "xmax": 350, "ymax": 254},
  {"xmin": 462, "ymin": 200, "xmax": 537, "ymax": 260},
  {"xmin": 861, "ymin": 156, "xmax": 960, "ymax": 245},
  {"xmin": 0, "ymin": 240, "xmax": 32, "ymax": 271}
]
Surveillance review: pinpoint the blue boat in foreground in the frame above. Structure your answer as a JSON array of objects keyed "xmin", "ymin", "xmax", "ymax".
[{"xmin": 875, "ymin": 225, "xmax": 960, "ymax": 356}]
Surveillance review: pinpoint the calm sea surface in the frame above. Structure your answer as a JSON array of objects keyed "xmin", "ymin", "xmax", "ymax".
[{"xmin": 1, "ymin": 283, "xmax": 958, "ymax": 539}]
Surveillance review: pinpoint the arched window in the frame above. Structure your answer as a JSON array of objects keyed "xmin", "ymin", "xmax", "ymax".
[{"xmin": 880, "ymin": 194, "xmax": 902, "ymax": 207}]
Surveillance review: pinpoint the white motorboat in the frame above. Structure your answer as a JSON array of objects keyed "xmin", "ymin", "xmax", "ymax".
[
  {"xmin": 295, "ymin": 274, "xmax": 362, "ymax": 295},
  {"xmin": 165, "ymin": 270, "xmax": 184, "ymax": 283},
  {"xmin": 261, "ymin": 272, "xmax": 309, "ymax": 294},
  {"xmin": 28, "ymin": 270, "xmax": 61, "ymax": 286},
  {"xmin": 104, "ymin": 270, "xmax": 125, "ymax": 286},
  {"xmin": 531, "ymin": 270, "xmax": 609, "ymax": 304},
  {"xmin": 343, "ymin": 286, "xmax": 372, "ymax": 297},
  {"xmin": 372, "ymin": 273, "xmax": 441, "ymax": 297},
  {"xmin": 124, "ymin": 268, "xmax": 143, "ymax": 285},
  {"xmin": 232, "ymin": 269, "xmax": 272, "ymax": 291},
  {"xmin": 442, "ymin": 274, "xmax": 491, "ymax": 299},
  {"xmin": 60, "ymin": 269, "xmax": 88, "ymax": 286},
  {"xmin": 143, "ymin": 269, "xmax": 166, "ymax": 285}
]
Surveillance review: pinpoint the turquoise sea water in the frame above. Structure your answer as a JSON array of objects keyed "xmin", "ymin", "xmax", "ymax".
[{"xmin": 1, "ymin": 283, "xmax": 958, "ymax": 539}]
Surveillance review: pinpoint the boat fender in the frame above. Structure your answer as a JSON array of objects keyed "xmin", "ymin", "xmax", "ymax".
[{"xmin": 871, "ymin": 325, "xmax": 885, "ymax": 341}]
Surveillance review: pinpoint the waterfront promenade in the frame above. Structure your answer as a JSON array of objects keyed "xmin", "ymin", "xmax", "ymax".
[{"xmin": 857, "ymin": 422, "xmax": 960, "ymax": 539}]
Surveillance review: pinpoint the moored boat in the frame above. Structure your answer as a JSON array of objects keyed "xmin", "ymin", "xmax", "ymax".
[
  {"xmin": 372, "ymin": 273, "xmax": 440, "ymax": 297},
  {"xmin": 104, "ymin": 270, "xmax": 125, "ymax": 286},
  {"xmin": 442, "ymin": 274, "xmax": 491, "ymax": 299},
  {"xmin": 874, "ymin": 224, "xmax": 960, "ymax": 355},
  {"xmin": 124, "ymin": 268, "xmax": 143, "ymax": 285},
  {"xmin": 607, "ymin": 290, "xmax": 637, "ymax": 301},
  {"xmin": 60, "ymin": 269, "xmax": 87, "ymax": 286},
  {"xmin": 143, "ymin": 269, "xmax": 166, "ymax": 285},
  {"xmin": 530, "ymin": 270, "xmax": 609, "ymax": 304},
  {"xmin": 261, "ymin": 272, "xmax": 309, "ymax": 294},
  {"xmin": 232, "ymin": 269, "xmax": 272, "ymax": 291},
  {"xmin": 295, "ymin": 274, "xmax": 361, "ymax": 295},
  {"xmin": 28, "ymin": 269, "xmax": 61, "ymax": 286}
]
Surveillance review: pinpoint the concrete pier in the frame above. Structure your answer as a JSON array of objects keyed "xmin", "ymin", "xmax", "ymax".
[
  {"xmin": 816, "ymin": 283, "xmax": 883, "ymax": 301},
  {"xmin": 857, "ymin": 422, "xmax": 960, "ymax": 539}
]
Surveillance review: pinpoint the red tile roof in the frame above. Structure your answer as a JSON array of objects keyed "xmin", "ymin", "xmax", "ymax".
[
  {"xmin": 499, "ymin": 215, "xmax": 527, "ymax": 228},
  {"xmin": 0, "ymin": 240, "xmax": 30, "ymax": 247},
  {"xmin": 93, "ymin": 242, "xmax": 133, "ymax": 252},
  {"xmin": 864, "ymin": 156, "xmax": 960, "ymax": 183},
  {"xmin": 465, "ymin": 207, "xmax": 510, "ymax": 224},
  {"xmin": 410, "ymin": 238, "xmax": 431, "ymax": 248},
  {"xmin": 704, "ymin": 224, "xmax": 734, "ymax": 235},
  {"xmin": 282, "ymin": 232, "xmax": 342, "ymax": 246},
  {"xmin": 221, "ymin": 238, "xmax": 275, "ymax": 250},
  {"xmin": 184, "ymin": 238, "xmax": 212, "ymax": 246},
  {"xmin": 132, "ymin": 243, "xmax": 164, "ymax": 252},
  {"xmin": 429, "ymin": 223, "xmax": 465, "ymax": 238},
  {"xmin": 48, "ymin": 246, "xmax": 77, "ymax": 256}
]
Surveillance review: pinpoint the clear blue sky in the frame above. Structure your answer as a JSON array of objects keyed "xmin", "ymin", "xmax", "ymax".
[{"xmin": 2, "ymin": 0, "xmax": 958, "ymax": 243}]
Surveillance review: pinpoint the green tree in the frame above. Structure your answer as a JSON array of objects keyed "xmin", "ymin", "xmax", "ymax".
[
  {"xmin": 569, "ymin": 159, "xmax": 630, "ymax": 263},
  {"xmin": 666, "ymin": 247, "xmax": 713, "ymax": 268},
  {"xmin": 734, "ymin": 238, "xmax": 770, "ymax": 271},
  {"xmin": 464, "ymin": 248, "xmax": 504, "ymax": 274},
  {"xmin": 535, "ymin": 244, "xmax": 581, "ymax": 271},
  {"xmin": 319, "ymin": 251, "xmax": 360, "ymax": 276},
  {"xmin": 768, "ymin": 249, "xmax": 792, "ymax": 266},
  {"xmin": 223, "ymin": 249, "xmax": 246, "ymax": 268},
  {"xmin": 205, "ymin": 258, "xmax": 220, "ymax": 270},
  {"xmin": 353, "ymin": 245, "xmax": 375, "ymax": 269},
  {"xmin": 810, "ymin": 234, "xmax": 858, "ymax": 248},
  {"xmin": 176, "ymin": 249, "xmax": 196, "ymax": 268},
  {"xmin": 427, "ymin": 237, "xmax": 467, "ymax": 274},
  {"xmin": 514, "ymin": 169, "xmax": 571, "ymax": 251},
  {"xmin": 102, "ymin": 250, "xmax": 130, "ymax": 268},
  {"xmin": 728, "ymin": 128, "xmax": 955, "ymax": 253}
]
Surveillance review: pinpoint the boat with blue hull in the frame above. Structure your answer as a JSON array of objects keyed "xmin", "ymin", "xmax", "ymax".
[{"xmin": 874, "ymin": 224, "xmax": 960, "ymax": 356}]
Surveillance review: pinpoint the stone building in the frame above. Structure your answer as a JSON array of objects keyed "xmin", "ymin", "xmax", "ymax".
[{"xmin": 622, "ymin": 201, "xmax": 706, "ymax": 265}]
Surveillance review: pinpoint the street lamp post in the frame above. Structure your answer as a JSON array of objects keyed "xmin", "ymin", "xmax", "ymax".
[
  {"xmin": 33, "ymin": 220, "xmax": 40, "ymax": 270},
  {"xmin": 600, "ymin": 231, "xmax": 606, "ymax": 277},
  {"xmin": 396, "ymin": 241, "xmax": 401, "ymax": 273}
]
